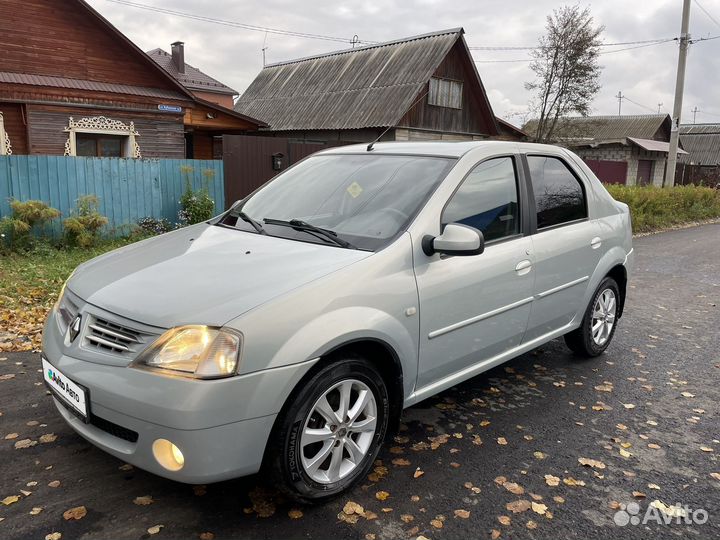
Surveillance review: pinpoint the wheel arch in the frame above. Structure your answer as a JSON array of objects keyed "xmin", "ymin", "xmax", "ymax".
[{"xmin": 606, "ymin": 264, "xmax": 627, "ymax": 317}]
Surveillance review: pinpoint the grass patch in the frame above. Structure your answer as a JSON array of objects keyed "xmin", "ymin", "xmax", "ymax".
[
  {"xmin": 0, "ymin": 239, "xmax": 138, "ymax": 351},
  {"xmin": 605, "ymin": 184, "xmax": 720, "ymax": 233}
]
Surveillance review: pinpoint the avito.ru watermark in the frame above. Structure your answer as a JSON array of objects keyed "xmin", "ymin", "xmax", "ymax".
[{"xmin": 614, "ymin": 501, "xmax": 709, "ymax": 526}]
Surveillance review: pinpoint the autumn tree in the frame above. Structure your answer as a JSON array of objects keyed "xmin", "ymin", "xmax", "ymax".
[{"xmin": 526, "ymin": 5, "xmax": 604, "ymax": 143}]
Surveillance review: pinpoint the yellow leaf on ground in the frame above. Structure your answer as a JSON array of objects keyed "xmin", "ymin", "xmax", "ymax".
[
  {"xmin": 506, "ymin": 500, "xmax": 532, "ymax": 513},
  {"xmin": 29, "ymin": 507, "xmax": 43, "ymax": 515},
  {"xmin": 413, "ymin": 468, "xmax": 424, "ymax": 478},
  {"xmin": 45, "ymin": 533, "xmax": 61, "ymax": 540},
  {"xmin": 497, "ymin": 437, "xmax": 508, "ymax": 445},
  {"xmin": 491, "ymin": 530, "xmax": 501, "ymax": 539},
  {"xmin": 430, "ymin": 519, "xmax": 443, "ymax": 529},
  {"xmin": 147, "ymin": 525, "xmax": 164, "ymax": 535},
  {"xmin": 700, "ymin": 447, "xmax": 714, "ymax": 453},
  {"xmin": 2, "ymin": 495, "xmax": 20, "ymax": 506},
  {"xmin": 375, "ymin": 491, "xmax": 390, "ymax": 501},
  {"xmin": 133, "ymin": 495, "xmax": 153, "ymax": 505},
  {"xmin": 392, "ymin": 458, "xmax": 410, "ymax": 466},
  {"xmin": 199, "ymin": 533, "xmax": 215, "ymax": 540},
  {"xmin": 498, "ymin": 515, "xmax": 511, "ymax": 525},
  {"xmin": 39, "ymin": 433, "xmax": 57, "ymax": 444},
  {"xmin": 48, "ymin": 480, "xmax": 60, "ymax": 488},
  {"xmin": 342, "ymin": 501, "xmax": 364, "ymax": 516},
  {"xmin": 63, "ymin": 506, "xmax": 87, "ymax": 521},
  {"xmin": 578, "ymin": 457, "xmax": 606, "ymax": 469},
  {"xmin": 544, "ymin": 475, "xmax": 560, "ymax": 487},
  {"xmin": 14, "ymin": 439, "xmax": 37, "ymax": 449},
  {"xmin": 633, "ymin": 491, "xmax": 646, "ymax": 498},
  {"xmin": 503, "ymin": 482, "xmax": 524, "ymax": 495},
  {"xmin": 563, "ymin": 477, "xmax": 586, "ymax": 487},
  {"xmin": 287, "ymin": 509, "xmax": 303, "ymax": 519},
  {"xmin": 454, "ymin": 509, "xmax": 470, "ymax": 519},
  {"xmin": 531, "ymin": 502, "xmax": 547, "ymax": 515},
  {"xmin": 623, "ymin": 403, "xmax": 636, "ymax": 409},
  {"xmin": 526, "ymin": 520, "xmax": 538, "ymax": 529}
]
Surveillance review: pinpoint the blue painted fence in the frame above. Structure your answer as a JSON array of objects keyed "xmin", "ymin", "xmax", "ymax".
[{"xmin": 0, "ymin": 156, "xmax": 224, "ymax": 237}]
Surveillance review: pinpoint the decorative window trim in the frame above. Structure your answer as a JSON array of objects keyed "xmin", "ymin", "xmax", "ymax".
[
  {"xmin": 63, "ymin": 116, "xmax": 141, "ymax": 158},
  {"xmin": 0, "ymin": 112, "xmax": 12, "ymax": 156}
]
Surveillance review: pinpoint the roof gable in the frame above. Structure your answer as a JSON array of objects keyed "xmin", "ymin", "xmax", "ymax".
[
  {"xmin": 235, "ymin": 28, "xmax": 494, "ymax": 131},
  {"xmin": 679, "ymin": 123, "xmax": 720, "ymax": 165}
]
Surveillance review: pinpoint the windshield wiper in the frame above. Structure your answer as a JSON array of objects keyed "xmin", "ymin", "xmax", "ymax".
[
  {"xmin": 263, "ymin": 218, "xmax": 356, "ymax": 249},
  {"xmin": 233, "ymin": 211, "xmax": 266, "ymax": 235}
]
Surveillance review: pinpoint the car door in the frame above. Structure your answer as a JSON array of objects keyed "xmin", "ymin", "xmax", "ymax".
[
  {"xmin": 414, "ymin": 156, "xmax": 535, "ymax": 389},
  {"xmin": 522, "ymin": 154, "xmax": 602, "ymax": 342}
]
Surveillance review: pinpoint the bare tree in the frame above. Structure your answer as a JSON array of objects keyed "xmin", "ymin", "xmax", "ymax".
[{"xmin": 526, "ymin": 5, "xmax": 604, "ymax": 143}]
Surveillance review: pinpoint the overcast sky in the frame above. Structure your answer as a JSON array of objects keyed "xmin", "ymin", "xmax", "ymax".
[{"xmin": 87, "ymin": 0, "xmax": 720, "ymax": 126}]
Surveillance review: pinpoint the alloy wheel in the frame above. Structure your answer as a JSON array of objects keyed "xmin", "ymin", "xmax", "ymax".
[
  {"xmin": 300, "ymin": 379, "xmax": 378, "ymax": 484},
  {"xmin": 591, "ymin": 288, "xmax": 616, "ymax": 346}
]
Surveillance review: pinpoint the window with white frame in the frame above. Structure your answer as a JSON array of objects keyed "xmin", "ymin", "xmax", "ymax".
[
  {"xmin": 428, "ymin": 77, "xmax": 463, "ymax": 109},
  {"xmin": 63, "ymin": 116, "xmax": 141, "ymax": 158},
  {"xmin": 0, "ymin": 112, "xmax": 12, "ymax": 156}
]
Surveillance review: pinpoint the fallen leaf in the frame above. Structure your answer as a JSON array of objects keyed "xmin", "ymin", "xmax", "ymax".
[
  {"xmin": 119, "ymin": 464, "xmax": 133, "ymax": 471},
  {"xmin": 648, "ymin": 443, "xmax": 661, "ymax": 450},
  {"xmin": 578, "ymin": 457, "xmax": 606, "ymax": 469},
  {"xmin": 63, "ymin": 506, "xmax": 87, "ymax": 521},
  {"xmin": 700, "ymin": 447, "xmax": 714, "ymax": 453},
  {"xmin": 430, "ymin": 518, "xmax": 443, "ymax": 529},
  {"xmin": 497, "ymin": 437, "xmax": 508, "ymax": 445},
  {"xmin": 454, "ymin": 509, "xmax": 470, "ymax": 519},
  {"xmin": 710, "ymin": 472, "xmax": 720, "ymax": 481},
  {"xmin": 29, "ymin": 506, "xmax": 43, "ymax": 515},
  {"xmin": 494, "ymin": 476, "xmax": 507, "ymax": 485},
  {"xmin": 133, "ymin": 495, "xmax": 154, "ymax": 505},
  {"xmin": 413, "ymin": 467, "xmax": 424, "ymax": 479},
  {"xmin": 14, "ymin": 438, "xmax": 37, "ymax": 449},
  {"xmin": 39, "ymin": 433, "xmax": 57, "ymax": 444},
  {"xmin": 45, "ymin": 534, "xmax": 61, "ymax": 540},
  {"xmin": 343, "ymin": 501, "xmax": 364, "ymax": 515},
  {"xmin": 375, "ymin": 491, "xmax": 390, "ymax": 501},
  {"xmin": 594, "ymin": 385, "xmax": 613, "ymax": 392},
  {"xmin": 4, "ymin": 433, "xmax": 18, "ymax": 440},
  {"xmin": 491, "ymin": 530, "xmax": 501, "ymax": 539},
  {"xmin": 544, "ymin": 475, "xmax": 560, "ymax": 487},
  {"xmin": 619, "ymin": 448, "xmax": 632, "ymax": 458},
  {"xmin": 287, "ymin": 509, "xmax": 303, "ymax": 519},
  {"xmin": 553, "ymin": 496, "xmax": 565, "ymax": 504},
  {"xmin": 506, "ymin": 500, "xmax": 532, "ymax": 513},
  {"xmin": 498, "ymin": 515, "xmax": 511, "ymax": 525},
  {"xmin": 199, "ymin": 534, "xmax": 215, "ymax": 540},
  {"xmin": 648, "ymin": 483, "xmax": 661, "ymax": 490},
  {"xmin": 623, "ymin": 403, "xmax": 636, "ymax": 409},
  {"xmin": 148, "ymin": 525, "xmax": 164, "ymax": 535},
  {"xmin": 392, "ymin": 458, "xmax": 410, "ymax": 466},
  {"xmin": 680, "ymin": 392, "xmax": 695, "ymax": 398},
  {"xmin": 526, "ymin": 520, "xmax": 538, "ymax": 529},
  {"xmin": 48, "ymin": 480, "xmax": 60, "ymax": 488},
  {"xmin": 562, "ymin": 477, "xmax": 586, "ymax": 487},
  {"xmin": 533, "ymin": 451, "xmax": 546, "ymax": 459},
  {"xmin": 503, "ymin": 482, "xmax": 524, "ymax": 495},
  {"xmin": 531, "ymin": 502, "xmax": 547, "ymax": 515},
  {"xmin": 2, "ymin": 495, "xmax": 20, "ymax": 506},
  {"xmin": 400, "ymin": 514, "xmax": 414, "ymax": 523},
  {"xmin": 632, "ymin": 491, "xmax": 646, "ymax": 498}
]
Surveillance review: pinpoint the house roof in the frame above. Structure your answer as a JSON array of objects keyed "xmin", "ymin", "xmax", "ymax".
[
  {"xmin": 235, "ymin": 28, "xmax": 497, "ymax": 132},
  {"xmin": 147, "ymin": 48, "xmax": 237, "ymax": 96},
  {"xmin": 523, "ymin": 114, "xmax": 671, "ymax": 144},
  {"xmin": 628, "ymin": 137, "xmax": 687, "ymax": 155},
  {"xmin": 679, "ymin": 123, "xmax": 720, "ymax": 165}
]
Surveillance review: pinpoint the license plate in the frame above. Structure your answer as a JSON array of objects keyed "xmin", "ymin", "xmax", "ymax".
[{"xmin": 42, "ymin": 357, "xmax": 89, "ymax": 421}]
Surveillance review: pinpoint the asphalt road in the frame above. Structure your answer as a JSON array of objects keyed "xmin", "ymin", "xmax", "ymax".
[{"xmin": 1, "ymin": 223, "xmax": 719, "ymax": 540}]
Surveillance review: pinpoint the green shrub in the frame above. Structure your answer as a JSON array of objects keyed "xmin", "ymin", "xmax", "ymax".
[
  {"xmin": 605, "ymin": 184, "xmax": 720, "ymax": 233},
  {"xmin": 63, "ymin": 195, "xmax": 109, "ymax": 248},
  {"xmin": 0, "ymin": 199, "xmax": 61, "ymax": 251},
  {"xmin": 178, "ymin": 180, "xmax": 215, "ymax": 225}
]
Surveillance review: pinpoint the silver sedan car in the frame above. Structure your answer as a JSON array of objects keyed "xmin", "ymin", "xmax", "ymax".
[{"xmin": 42, "ymin": 141, "xmax": 633, "ymax": 501}]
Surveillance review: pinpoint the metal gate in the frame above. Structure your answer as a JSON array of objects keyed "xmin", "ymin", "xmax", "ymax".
[
  {"xmin": 222, "ymin": 135, "xmax": 349, "ymax": 207},
  {"xmin": 584, "ymin": 159, "xmax": 628, "ymax": 185}
]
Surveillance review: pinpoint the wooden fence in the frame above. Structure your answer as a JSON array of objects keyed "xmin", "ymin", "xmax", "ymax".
[{"xmin": 0, "ymin": 156, "xmax": 224, "ymax": 236}]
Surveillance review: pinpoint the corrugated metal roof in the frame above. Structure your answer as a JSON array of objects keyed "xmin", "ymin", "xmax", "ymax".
[
  {"xmin": 234, "ymin": 29, "xmax": 463, "ymax": 131},
  {"xmin": 679, "ymin": 123, "xmax": 720, "ymax": 165},
  {"xmin": 0, "ymin": 71, "xmax": 187, "ymax": 100},
  {"xmin": 147, "ymin": 48, "xmax": 237, "ymax": 95},
  {"xmin": 628, "ymin": 137, "xmax": 687, "ymax": 154},
  {"xmin": 523, "ymin": 114, "xmax": 670, "ymax": 143}
]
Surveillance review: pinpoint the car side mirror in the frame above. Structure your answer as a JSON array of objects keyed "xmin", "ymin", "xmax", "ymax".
[{"xmin": 422, "ymin": 223, "xmax": 485, "ymax": 257}]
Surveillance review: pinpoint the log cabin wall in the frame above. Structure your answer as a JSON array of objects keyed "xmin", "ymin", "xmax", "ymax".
[{"xmin": 0, "ymin": 103, "xmax": 29, "ymax": 154}]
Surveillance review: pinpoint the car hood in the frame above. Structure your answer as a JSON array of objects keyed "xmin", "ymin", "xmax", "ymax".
[{"xmin": 68, "ymin": 224, "xmax": 371, "ymax": 328}]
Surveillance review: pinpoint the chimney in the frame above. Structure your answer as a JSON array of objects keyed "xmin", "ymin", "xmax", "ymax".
[{"xmin": 171, "ymin": 41, "xmax": 185, "ymax": 73}]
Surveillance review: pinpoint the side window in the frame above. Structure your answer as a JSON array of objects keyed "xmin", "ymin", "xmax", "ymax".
[
  {"xmin": 527, "ymin": 156, "xmax": 587, "ymax": 229},
  {"xmin": 442, "ymin": 157, "xmax": 520, "ymax": 242}
]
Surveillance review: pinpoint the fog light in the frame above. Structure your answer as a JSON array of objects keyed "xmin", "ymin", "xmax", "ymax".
[{"xmin": 152, "ymin": 439, "xmax": 185, "ymax": 471}]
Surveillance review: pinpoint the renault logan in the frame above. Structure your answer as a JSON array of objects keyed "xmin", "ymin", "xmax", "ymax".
[{"xmin": 42, "ymin": 141, "xmax": 633, "ymax": 501}]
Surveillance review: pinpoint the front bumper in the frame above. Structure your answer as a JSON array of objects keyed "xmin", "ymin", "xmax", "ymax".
[{"xmin": 42, "ymin": 314, "xmax": 318, "ymax": 483}]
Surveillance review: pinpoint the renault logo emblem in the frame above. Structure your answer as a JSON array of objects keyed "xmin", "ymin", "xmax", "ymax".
[{"xmin": 69, "ymin": 315, "xmax": 82, "ymax": 343}]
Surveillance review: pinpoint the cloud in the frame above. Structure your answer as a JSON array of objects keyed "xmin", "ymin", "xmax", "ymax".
[{"xmin": 87, "ymin": 0, "xmax": 720, "ymax": 121}]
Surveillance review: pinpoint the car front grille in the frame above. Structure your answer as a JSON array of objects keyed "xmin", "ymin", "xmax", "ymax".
[
  {"xmin": 90, "ymin": 414, "xmax": 139, "ymax": 443},
  {"xmin": 85, "ymin": 316, "xmax": 144, "ymax": 355}
]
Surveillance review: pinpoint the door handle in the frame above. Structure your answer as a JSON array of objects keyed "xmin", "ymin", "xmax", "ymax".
[
  {"xmin": 515, "ymin": 259, "xmax": 532, "ymax": 275},
  {"xmin": 591, "ymin": 237, "xmax": 602, "ymax": 249}
]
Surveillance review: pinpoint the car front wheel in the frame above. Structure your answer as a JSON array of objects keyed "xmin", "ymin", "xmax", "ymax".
[
  {"xmin": 564, "ymin": 277, "xmax": 620, "ymax": 357},
  {"xmin": 267, "ymin": 357, "xmax": 389, "ymax": 501}
]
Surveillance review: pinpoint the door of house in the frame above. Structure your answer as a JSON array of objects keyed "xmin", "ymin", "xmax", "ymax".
[{"xmin": 637, "ymin": 160, "xmax": 654, "ymax": 185}]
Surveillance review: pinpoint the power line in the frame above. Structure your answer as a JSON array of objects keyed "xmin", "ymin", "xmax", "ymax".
[
  {"xmin": 103, "ymin": 0, "xmax": 379, "ymax": 45},
  {"xmin": 623, "ymin": 96, "xmax": 658, "ymax": 113},
  {"xmin": 694, "ymin": 0, "xmax": 720, "ymax": 30},
  {"xmin": 468, "ymin": 38, "xmax": 674, "ymax": 51}
]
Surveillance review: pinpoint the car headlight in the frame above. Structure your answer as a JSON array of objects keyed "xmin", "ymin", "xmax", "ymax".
[
  {"xmin": 54, "ymin": 280, "xmax": 74, "ymax": 334},
  {"xmin": 133, "ymin": 326, "xmax": 242, "ymax": 379}
]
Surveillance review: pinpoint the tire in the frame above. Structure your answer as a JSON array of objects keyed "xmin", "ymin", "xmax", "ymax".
[
  {"xmin": 267, "ymin": 357, "xmax": 390, "ymax": 502},
  {"xmin": 564, "ymin": 277, "xmax": 620, "ymax": 357}
]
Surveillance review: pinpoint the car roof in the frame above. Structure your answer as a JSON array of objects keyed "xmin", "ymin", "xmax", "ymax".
[{"xmin": 317, "ymin": 140, "xmax": 566, "ymax": 158}]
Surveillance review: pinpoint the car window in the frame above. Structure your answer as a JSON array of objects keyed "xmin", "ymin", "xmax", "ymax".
[
  {"xmin": 441, "ymin": 157, "xmax": 520, "ymax": 242},
  {"xmin": 527, "ymin": 156, "xmax": 587, "ymax": 229},
  {"xmin": 229, "ymin": 154, "xmax": 455, "ymax": 251}
]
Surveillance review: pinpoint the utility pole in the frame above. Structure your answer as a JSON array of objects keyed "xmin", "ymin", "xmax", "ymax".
[
  {"xmin": 657, "ymin": 103, "xmax": 663, "ymax": 114},
  {"xmin": 664, "ymin": 0, "xmax": 691, "ymax": 187},
  {"xmin": 691, "ymin": 106, "xmax": 699, "ymax": 123},
  {"xmin": 615, "ymin": 91, "xmax": 624, "ymax": 115},
  {"xmin": 261, "ymin": 31, "xmax": 269, "ymax": 68}
]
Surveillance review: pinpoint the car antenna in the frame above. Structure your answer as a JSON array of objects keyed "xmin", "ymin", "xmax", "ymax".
[{"xmin": 366, "ymin": 89, "xmax": 429, "ymax": 152}]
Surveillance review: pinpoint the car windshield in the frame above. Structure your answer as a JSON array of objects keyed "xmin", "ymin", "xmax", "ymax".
[{"xmin": 220, "ymin": 153, "xmax": 455, "ymax": 251}]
